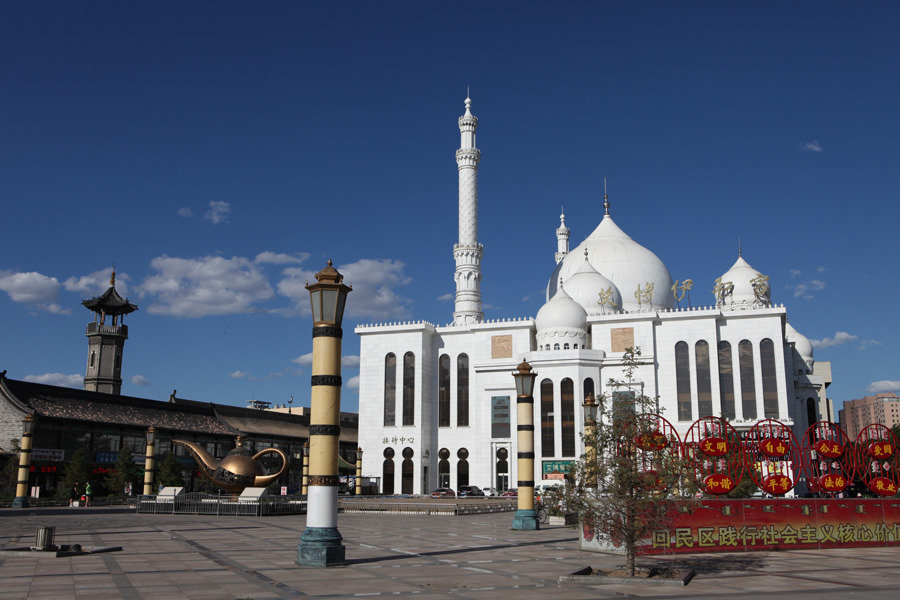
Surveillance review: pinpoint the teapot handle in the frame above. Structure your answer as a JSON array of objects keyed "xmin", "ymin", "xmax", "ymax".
[{"xmin": 253, "ymin": 447, "xmax": 288, "ymax": 473}]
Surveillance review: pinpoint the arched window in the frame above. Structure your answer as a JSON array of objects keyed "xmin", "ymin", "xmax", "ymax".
[
  {"xmin": 806, "ymin": 398, "xmax": 817, "ymax": 428},
  {"xmin": 695, "ymin": 341, "xmax": 713, "ymax": 418},
  {"xmin": 739, "ymin": 340, "xmax": 757, "ymax": 420},
  {"xmin": 438, "ymin": 448, "xmax": 450, "ymax": 487},
  {"xmin": 402, "ymin": 352, "xmax": 415, "ymax": 426},
  {"xmin": 540, "ymin": 379, "xmax": 555, "ymax": 457},
  {"xmin": 573, "ymin": 344, "xmax": 578, "ymax": 349},
  {"xmin": 583, "ymin": 378, "xmax": 595, "ymax": 403},
  {"xmin": 457, "ymin": 448, "xmax": 469, "ymax": 487},
  {"xmin": 561, "ymin": 378, "xmax": 575, "ymax": 457},
  {"xmin": 675, "ymin": 341, "xmax": 692, "ymax": 421},
  {"xmin": 553, "ymin": 343, "xmax": 560, "ymax": 350},
  {"xmin": 760, "ymin": 338, "xmax": 779, "ymax": 419},
  {"xmin": 563, "ymin": 343, "xmax": 570, "ymax": 350},
  {"xmin": 438, "ymin": 354, "xmax": 450, "ymax": 427},
  {"xmin": 90, "ymin": 351, "xmax": 95, "ymax": 368},
  {"xmin": 718, "ymin": 341, "xmax": 735, "ymax": 420},
  {"xmin": 457, "ymin": 354, "xmax": 469, "ymax": 427},
  {"xmin": 401, "ymin": 447, "xmax": 414, "ymax": 494},
  {"xmin": 496, "ymin": 448, "xmax": 509, "ymax": 491},
  {"xmin": 384, "ymin": 353, "xmax": 396, "ymax": 426},
  {"xmin": 382, "ymin": 447, "xmax": 395, "ymax": 495}
]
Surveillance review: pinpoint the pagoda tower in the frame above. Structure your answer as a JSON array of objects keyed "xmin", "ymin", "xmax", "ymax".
[{"xmin": 82, "ymin": 270, "xmax": 138, "ymax": 395}]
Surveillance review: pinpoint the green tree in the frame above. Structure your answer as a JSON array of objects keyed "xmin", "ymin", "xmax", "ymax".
[
  {"xmin": 104, "ymin": 447, "xmax": 142, "ymax": 497},
  {"xmin": 1, "ymin": 439, "xmax": 21, "ymax": 499},
  {"xmin": 553, "ymin": 347, "xmax": 693, "ymax": 577},
  {"xmin": 725, "ymin": 472, "xmax": 759, "ymax": 498},
  {"xmin": 57, "ymin": 450, "xmax": 91, "ymax": 499},
  {"xmin": 154, "ymin": 451, "xmax": 184, "ymax": 489}
]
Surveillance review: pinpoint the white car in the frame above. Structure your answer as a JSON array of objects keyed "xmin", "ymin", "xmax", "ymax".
[{"xmin": 482, "ymin": 487, "xmax": 498, "ymax": 497}]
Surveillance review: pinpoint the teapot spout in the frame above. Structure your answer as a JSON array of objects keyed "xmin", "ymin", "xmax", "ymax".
[{"xmin": 174, "ymin": 440, "xmax": 220, "ymax": 472}]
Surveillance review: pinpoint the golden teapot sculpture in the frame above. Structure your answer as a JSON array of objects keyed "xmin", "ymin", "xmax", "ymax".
[{"xmin": 174, "ymin": 436, "xmax": 287, "ymax": 494}]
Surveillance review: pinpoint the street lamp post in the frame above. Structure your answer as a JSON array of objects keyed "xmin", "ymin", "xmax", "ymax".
[
  {"xmin": 12, "ymin": 414, "xmax": 36, "ymax": 508},
  {"xmin": 142, "ymin": 426, "xmax": 157, "ymax": 498},
  {"xmin": 355, "ymin": 448, "xmax": 363, "ymax": 496},
  {"xmin": 297, "ymin": 260, "xmax": 352, "ymax": 568},
  {"xmin": 301, "ymin": 442, "xmax": 309, "ymax": 496},
  {"xmin": 511, "ymin": 359, "xmax": 539, "ymax": 530},
  {"xmin": 582, "ymin": 394, "xmax": 599, "ymax": 488}
]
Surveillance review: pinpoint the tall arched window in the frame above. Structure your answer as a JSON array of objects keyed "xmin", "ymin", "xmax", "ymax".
[
  {"xmin": 583, "ymin": 378, "xmax": 595, "ymax": 403},
  {"xmin": 90, "ymin": 351, "xmax": 95, "ymax": 367},
  {"xmin": 382, "ymin": 447, "xmax": 395, "ymax": 495},
  {"xmin": 739, "ymin": 340, "xmax": 757, "ymax": 420},
  {"xmin": 718, "ymin": 341, "xmax": 735, "ymax": 420},
  {"xmin": 496, "ymin": 448, "xmax": 509, "ymax": 490},
  {"xmin": 457, "ymin": 448, "xmax": 469, "ymax": 487},
  {"xmin": 675, "ymin": 341, "xmax": 692, "ymax": 421},
  {"xmin": 438, "ymin": 448, "xmax": 450, "ymax": 487},
  {"xmin": 540, "ymin": 379, "xmax": 555, "ymax": 457},
  {"xmin": 457, "ymin": 354, "xmax": 469, "ymax": 426},
  {"xmin": 695, "ymin": 341, "xmax": 713, "ymax": 418},
  {"xmin": 561, "ymin": 378, "xmax": 575, "ymax": 457},
  {"xmin": 760, "ymin": 338, "xmax": 779, "ymax": 418},
  {"xmin": 401, "ymin": 447, "xmax": 414, "ymax": 494},
  {"xmin": 438, "ymin": 354, "xmax": 450, "ymax": 427},
  {"xmin": 402, "ymin": 352, "xmax": 415, "ymax": 426},
  {"xmin": 384, "ymin": 353, "xmax": 396, "ymax": 426}
]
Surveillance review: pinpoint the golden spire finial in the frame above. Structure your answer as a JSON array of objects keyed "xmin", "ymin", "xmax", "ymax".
[
  {"xmin": 603, "ymin": 177, "xmax": 610, "ymax": 216},
  {"xmin": 110, "ymin": 263, "xmax": 116, "ymax": 286}
]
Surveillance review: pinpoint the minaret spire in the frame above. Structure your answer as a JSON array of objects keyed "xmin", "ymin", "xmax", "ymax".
[
  {"xmin": 555, "ymin": 207, "xmax": 570, "ymax": 264},
  {"xmin": 453, "ymin": 93, "xmax": 484, "ymax": 325},
  {"xmin": 603, "ymin": 177, "xmax": 610, "ymax": 216}
]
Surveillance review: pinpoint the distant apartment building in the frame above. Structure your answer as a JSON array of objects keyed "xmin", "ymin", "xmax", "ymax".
[{"xmin": 839, "ymin": 393, "xmax": 900, "ymax": 439}]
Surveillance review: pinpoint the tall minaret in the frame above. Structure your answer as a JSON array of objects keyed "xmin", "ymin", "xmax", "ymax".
[
  {"xmin": 555, "ymin": 208, "xmax": 570, "ymax": 264},
  {"xmin": 82, "ymin": 269, "xmax": 138, "ymax": 395},
  {"xmin": 453, "ymin": 93, "xmax": 484, "ymax": 325}
]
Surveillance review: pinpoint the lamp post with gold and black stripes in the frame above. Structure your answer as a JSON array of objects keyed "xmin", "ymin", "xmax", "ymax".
[
  {"xmin": 511, "ymin": 359, "xmax": 539, "ymax": 530},
  {"xmin": 297, "ymin": 260, "xmax": 352, "ymax": 567},
  {"xmin": 12, "ymin": 413, "xmax": 36, "ymax": 508}
]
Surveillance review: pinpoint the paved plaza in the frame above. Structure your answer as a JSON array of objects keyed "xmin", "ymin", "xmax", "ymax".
[{"xmin": 1, "ymin": 507, "xmax": 898, "ymax": 599}]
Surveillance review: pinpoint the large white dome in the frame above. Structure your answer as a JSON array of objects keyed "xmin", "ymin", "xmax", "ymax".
[
  {"xmin": 715, "ymin": 255, "xmax": 771, "ymax": 308},
  {"xmin": 563, "ymin": 250, "xmax": 622, "ymax": 315},
  {"xmin": 548, "ymin": 215, "xmax": 674, "ymax": 312},
  {"xmin": 785, "ymin": 322, "xmax": 814, "ymax": 372},
  {"xmin": 535, "ymin": 283, "xmax": 588, "ymax": 350}
]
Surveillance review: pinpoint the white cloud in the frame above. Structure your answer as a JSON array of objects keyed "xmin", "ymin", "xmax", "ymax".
[
  {"xmin": 230, "ymin": 370, "xmax": 250, "ymax": 379},
  {"xmin": 254, "ymin": 251, "xmax": 309, "ymax": 265},
  {"xmin": 140, "ymin": 255, "xmax": 274, "ymax": 317},
  {"xmin": 293, "ymin": 353, "xmax": 360, "ymax": 367},
  {"xmin": 204, "ymin": 201, "xmax": 232, "ymax": 224},
  {"xmin": 346, "ymin": 375, "xmax": 360, "ymax": 389},
  {"xmin": 803, "ymin": 140, "xmax": 823, "ymax": 153},
  {"xmin": 24, "ymin": 373, "xmax": 82, "ymax": 388},
  {"xmin": 178, "ymin": 207, "xmax": 192, "ymax": 218},
  {"xmin": 858, "ymin": 339, "xmax": 883, "ymax": 351},
  {"xmin": 789, "ymin": 269, "xmax": 802, "ymax": 278},
  {"xmin": 130, "ymin": 375, "xmax": 150, "ymax": 386},
  {"xmin": 0, "ymin": 270, "xmax": 69, "ymax": 314},
  {"xmin": 64, "ymin": 268, "xmax": 129, "ymax": 296},
  {"xmin": 437, "ymin": 293, "xmax": 452, "ymax": 302},
  {"xmin": 792, "ymin": 279, "xmax": 826, "ymax": 299},
  {"xmin": 277, "ymin": 258, "xmax": 413, "ymax": 320},
  {"xmin": 810, "ymin": 331, "xmax": 858, "ymax": 349},
  {"xmin": 816, "ymin": 266, "xmax": 826, "ymax": 273},
  {"xmin": 867, "ymin": 380, "xmax": 900, "ymax": 394}
]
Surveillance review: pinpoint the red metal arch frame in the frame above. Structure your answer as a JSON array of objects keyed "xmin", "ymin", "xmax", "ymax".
[
  {"xmin": 632, "ymin": 413, "xmax": 682, "ymax": 492},
  {"xmin": 855, "ymin": 424, "xmax": 900, "ymax": 496},
  {"xmin": 683, "ymin": 416, "xmax": 745, "ymax": 495},
  {"xmin": 743, "ymin": 419, "xmax": 802, "ymax": 496},
  {"xmin": 801, "ymin": 421, "xmax": 854, "ymax": 496}
]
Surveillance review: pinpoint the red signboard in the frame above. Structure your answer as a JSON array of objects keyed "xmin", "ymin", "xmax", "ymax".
[
  {"xmin": 635, "ymin": 430, "xmax": 668, "ymax": 451},
  {"xmin": 803, "ymin": 421, "xmax": 854, "ymax": 497},
  {"xmin": 761, "ymin": 474, "xmax": 792, "ymax": 495},
  {"xmin": 868, "ymin": 441, "xmax": 894, "ymax": 459},
  {"xmin": 685, "ymin": 417, "xmax": 744, "ymax": 496},
  {"xmin": 813, "ymin": 439, "xmax": 844, "ymax": 459},
  {"xmin": 703, "ymin": 472, "xmax": 735, "ymax": 494},
  {"xmin": 868, "ymin": 477, "xmax": 898, "ymax": 496},
  {"xmin": 818, "ymin": 473, "xmax": 849, "ymax": 493},
  {"xmin": 700, "ymin": 437, "xmax": 728, "ymax": 457},
  {"xmin": 759, "ymin": 438, "xmax": 789, "ymax": 458}
]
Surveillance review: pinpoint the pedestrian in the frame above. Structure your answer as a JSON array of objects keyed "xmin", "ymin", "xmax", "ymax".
[
  {"xmin": 84, "ymin": 481, "xmax": 93, "ymax": 507},
  {"xmin": 70, "ymin": 482, "xmax": 79, "ymax": 507}
]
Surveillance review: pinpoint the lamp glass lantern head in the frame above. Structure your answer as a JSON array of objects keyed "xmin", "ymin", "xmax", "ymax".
[
  {"xmin": 512, "ymin": 359, "xmax": 536, "ymax": 397},
  {"xmin": 357, "ymin": 447, "xmax": 363, "ymax": 460},
  {"xmin": 146, "ymin": 426, "xmax": 157, "ymax": 445},
  {"xmin": 582, "ymin": 393, "xmax": 599, "ymax": 424},
  {"xmin": 23, "ymin": 413, "xmax": 35, "ymax": 435},
  {"xmin": 305, "ymin": 260, "xmax": 352, "ymax": 326}
]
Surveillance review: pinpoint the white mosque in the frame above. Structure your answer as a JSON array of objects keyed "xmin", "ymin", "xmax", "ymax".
[{"xmin": 355, "ymin": 97, "xmax": 832, "ymax": 495}]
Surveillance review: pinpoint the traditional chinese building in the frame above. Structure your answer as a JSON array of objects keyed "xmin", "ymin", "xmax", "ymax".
[{"xmin": 355, "ymin": 95, "xmax": 833, "ymax": 495}]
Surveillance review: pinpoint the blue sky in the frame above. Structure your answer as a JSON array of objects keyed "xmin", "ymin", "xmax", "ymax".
[{"xmin": 1, "ymin": 2, "xmax": 897, "ymax": 413}]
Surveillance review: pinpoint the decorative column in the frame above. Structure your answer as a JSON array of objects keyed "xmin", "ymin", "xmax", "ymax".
[
  {"xmin": 297, "ymin": 260, "xmax": 352, "ymax": 568},
  {"xmin": 453, "ymin": 94, "xmax": 484, "ymax": 325},
  {"xmin": 555, "ymin": 210, "xmax": 570, "ymax": 264},
  {"xmin": 355, "ymin": 448, "xmax": 363, "ymax": 496},
  {"xmin": 301, "ymin": 442, "xmax": 309, "ymax": 496},
  {"xmin": 511, "ymin": 360, "xmax": 539, "ymax": 530},
  {"xmin": 142, "ymin": 426, "xmax": 157, "ymax": 498},
  {"xmin": 582, "ymin": 394, "xmax": 599, "ymax": 488},
  {"xmin": 12, "ymin": 414, "xmax": 35, "ymax": 508}
]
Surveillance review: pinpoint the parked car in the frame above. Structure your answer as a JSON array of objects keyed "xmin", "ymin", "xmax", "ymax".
[
  {"xmin": 482, "ymin": 487, "xmax": 498, "ymax": 497},
  {"xmin": 500, "ymin": 488, "xmax": 518, "ymax": 498},
  {"xmin": 430, "ymin": 488, "xmax": 456, "ymax": 498},
  {"xmin": 457, "ymin": 485, "xmax": 485, "ymax": 497}
]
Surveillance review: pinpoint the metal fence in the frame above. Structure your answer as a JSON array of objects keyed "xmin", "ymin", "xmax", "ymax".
[{"xmin": 137, "ymin": 493, "xmax": 305, "ymax": 516}]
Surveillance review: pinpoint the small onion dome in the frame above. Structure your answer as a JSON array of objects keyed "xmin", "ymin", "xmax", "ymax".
[
  {"xmin": 714, "ymin": 255, "xmax": 771, "ymax": 308},
  {"xmin": 535, "ymin": 282, "xmax": 588, "ymax": 350},
  {"xmin": 785, "ymin": 322, "xmax": 814, "ymax": 373},
  {"xmin": 563, "ymin": 250, "xmax": 622, "ymax": 315}
]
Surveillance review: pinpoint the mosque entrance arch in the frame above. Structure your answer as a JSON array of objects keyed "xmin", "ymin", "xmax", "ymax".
[{"xmin": 401, "ymin": 447, "xmax": 414, "ymax": 494}]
